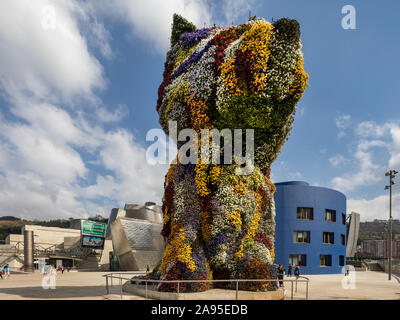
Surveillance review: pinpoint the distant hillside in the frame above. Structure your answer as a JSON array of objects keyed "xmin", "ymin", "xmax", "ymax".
[
  {"xmin": 0, "ymin": 215, "xmax": 108, "ymax": 241},
  {"xmin": 358, "ymin": 220, "xmax": 400, "ymax": 244},
  {"xmin": 0, "ymin": 216, "xmax": 21, "ymax": 221}
]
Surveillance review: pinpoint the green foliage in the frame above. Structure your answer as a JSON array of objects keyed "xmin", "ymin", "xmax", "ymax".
[
  {"xmin": 170, "ymin": 14, "xmax": 197, "ymax": 47},
  {"xmin": 358, "ymin": 221, "xmax": 400, "ymax": 244},
  {"xmin": 272, "ymin": 18, "xmax": 301, "ymax": 43}
]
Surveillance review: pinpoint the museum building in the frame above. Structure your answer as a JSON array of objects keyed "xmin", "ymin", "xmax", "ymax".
[{"xmin": 274, "ymin": 181, "xmax": 347, "ymax": 274}]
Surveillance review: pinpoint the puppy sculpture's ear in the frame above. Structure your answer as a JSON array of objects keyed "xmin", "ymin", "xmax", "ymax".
[{"xmin": 170, "ymin": 14, "xmax": 197, "ymax": 47}]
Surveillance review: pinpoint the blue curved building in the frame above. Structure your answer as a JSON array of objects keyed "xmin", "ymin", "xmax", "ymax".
[{"xmin": 274, "ymin": 181, "xmax": 346, "ymax": 274}]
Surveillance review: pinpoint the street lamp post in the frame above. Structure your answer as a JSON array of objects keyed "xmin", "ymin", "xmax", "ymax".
[{"xmin": 385, "ymin": 170, "xmax": 398, "ymax": 281}]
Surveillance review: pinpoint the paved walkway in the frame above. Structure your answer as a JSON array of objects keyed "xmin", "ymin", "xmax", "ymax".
[
  {"xmin": 0, "ymin": 271, "xmax": 111, "ymax": 300},
  {"xmin": 288, "ymin": 271, "xmax": 400, "ymax": 300},
  {"xmin": 0, "ymin": 270, "xmax": 399, "ymax": 300}
]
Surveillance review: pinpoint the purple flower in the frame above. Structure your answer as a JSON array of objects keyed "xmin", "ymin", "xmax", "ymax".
[
  {"xmin": 172, "ymin": 41, "xmax": 213, "ymax": 79},
  {"xmin": 179, "ymin": 28, "xmax": 213, "ymax": 48}
]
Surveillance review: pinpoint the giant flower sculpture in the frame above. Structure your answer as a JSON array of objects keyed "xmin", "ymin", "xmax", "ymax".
[{"xmin": 155, "ymin": 14, "xmax": 308, "ymax": 292}]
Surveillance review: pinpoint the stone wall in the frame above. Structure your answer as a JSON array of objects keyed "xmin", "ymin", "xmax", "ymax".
[{"xmin": 22, "ymin": 225, "xmax": 80, "ymax": 249}]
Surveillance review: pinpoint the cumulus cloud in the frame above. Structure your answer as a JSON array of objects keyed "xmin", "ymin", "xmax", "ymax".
[
  {"xmin": 89, "ymin": 0, "xmax": 261, "ymax": 53},
  {"xmin": 218, "ymin": 0, "xmax": 258, "ymax": 25},
  {"xmin": 335, "ymin": 114, "xmax": 351, "ymax": 138},
  {"xmin": 0, "ymin": 0, "xmax": 174, "ymax": 219},
  {"xmin": 331, "ymin": 139, "xmax": 387, "ymax": 192},
  {"xmin": 0, "ymin": 98, "xmax": 170, "ymax": 220},
  {"xmin": 0, "ymin": 0, "xmax": 107, "ymax": 104},
  {"xmin": 330, "ymin": 120, "xmax": 400, "ymax": 219},
  {"xmin": 347, "ymin": 193, "xmax": 400, "ymax": 222},
  {"xmin": 355, "ymin": 121, "xmax": 390, "ymax": 138},
  {"xmin": 90, "ymin": 0, "xmax": 212, "ymax": 52},
  {"xmin": 329, "ymin": 154, "xmax": 347, "ymax": 167}
]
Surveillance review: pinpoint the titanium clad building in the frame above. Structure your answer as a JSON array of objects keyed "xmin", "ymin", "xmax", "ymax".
[{"xmin": 274, "ymin": 181, "xmax": 347, "ymax": 274}]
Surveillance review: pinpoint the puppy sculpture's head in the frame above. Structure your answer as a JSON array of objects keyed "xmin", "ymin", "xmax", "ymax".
[{"xmin": 157, "ymin": 14, "xmax": 308, "ymax": 171}]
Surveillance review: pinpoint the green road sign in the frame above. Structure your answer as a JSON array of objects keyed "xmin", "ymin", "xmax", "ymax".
[{"xmin": 81, "ymin": 220, "xmax": 106, "ymax": 237}]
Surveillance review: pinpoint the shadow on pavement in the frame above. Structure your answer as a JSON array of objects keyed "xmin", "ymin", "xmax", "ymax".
[{"xmin": 0, "ymin": 285, "xmax": 107, "ymax": 299}]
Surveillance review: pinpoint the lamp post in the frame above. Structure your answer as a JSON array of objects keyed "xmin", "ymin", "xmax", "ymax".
[{"xmin": 385, "ymin": 170, "xmax": 398, "ymax": 280}]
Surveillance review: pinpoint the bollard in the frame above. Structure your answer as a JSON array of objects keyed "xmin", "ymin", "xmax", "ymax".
[
  {"xmin": 106, "ymin": 275, "xmax": 109, "ymax": 294},
  {"xmin": 120, "ymin": 277, "xmax": 122, "ymax": 298},
  {"xmin": 306, "ymin": 281, "xmax": 309, "ymax": 299},
  {"xmin": 236, "ymin": 281, "xmax": 239, "ymax": 300},
  {"xmin": 291, "ymin": 280, "xmax": 294, "ymax": 300}
]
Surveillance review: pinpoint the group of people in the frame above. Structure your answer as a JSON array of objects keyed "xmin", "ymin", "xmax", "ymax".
[
  {"xmin": 0, "ymin": 264, "xmax": 10, "ymax": 280},
  {"xmin": 277, "ymin": 264, "xmax": 300, "ymax": 287},
  {"xmin": 56, "ymin": 265, "xmax": 64, "ymax": 274}
]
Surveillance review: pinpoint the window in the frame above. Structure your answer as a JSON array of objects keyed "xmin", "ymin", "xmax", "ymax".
[
  {"xmin": 289, "ymin": 254, "xmax": 307, "ymax": 266},
  {"xmin": 320, "ymin": 255, "xmax": 332, "ymax": 267},
  {"xmin": 342, "ymin": 213, "xmax": 346, "ymax": 225},
  {"xmin": 339, "ymin": 255, "xmax": 345, "ymax": 266},
  {"xmin": 297, "ymin": 207, "xmax": 313, "ymax": 220},
  {"xmin": 293, "ymin": 231, "xmax": 311, "ymax": 243},
  {"xmin": 325, "ymin": 209, "xmax": 336, "ymax": 222},
  {"xmin": 323, "ymin": 232, "xmax": 334, "ymax": 244},
  {"xmin": 341, "ymin": 234, "xmax": 345, "ymax": 246}
]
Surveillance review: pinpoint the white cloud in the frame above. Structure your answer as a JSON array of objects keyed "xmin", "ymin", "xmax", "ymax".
[
  {"xmin": 0, "ymin": 0, "xmax": 171, "ymax": 220},
  {"xmin": 0, "ymin": 0, "xmax": 106, "ymax": 103},
  {"xmin": 288, "ymin": 171, "xmax": 302, "ymax": 179},
  {"xmin": 0, "ymin": 99, "xmax": 169, "ymax": 220},
  {"xmin": 91, "ymin": 0, "xmax": 212, "ymax": 52},
  {"xmin": 218, "ymin": 0, "xmax": 258, "ymax": 25},
  {"xmin": 335, "ymin": 114, "xmax": 351, "ymax": 138},
  {"xmin": 388, "ymin": 125, "xmax": 400, "ymax": 169},
  {"xmin": 332, "ymin": 120, "xmax": 400, "ymax": 220},
  {"xmin": 95, "ymin": 105, "xmax": 128, "ymax": 123},
  {"xmin": 329, "ymin": 154, "xmax": 347, "ymax": 167},
  {"xmin": 355, "ymin": 121, "xmax": 390, "ymax": 138},
  {"xmin": 331, "ymin": 139, "xmax": 387, "ymax": 192},
  {"xmin": 347, "ymin": 193, "xmax": 400, "ymax": 221}
]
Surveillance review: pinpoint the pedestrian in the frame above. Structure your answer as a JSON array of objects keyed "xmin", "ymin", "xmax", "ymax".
[
  {"xmin": 287, "ymin": 264, "xmax": 292, "ymax": 277},
  {"xmin": 294, "ymin": 265, "xmax": 299, "ymax": 277},
  {"xmin": 61, "ymin": 265, "xmax": 64, "ymax": 274},
  {"xmin": 0, "ymin": 266, "xmax": 3, "ymax": 280},
  {"xmin": 278, "ymin": 264, "xmax": 285, "ymax": 287},
  {"xmin": 3, "ymin": 264, "xmax": 10, "ymax": 279}
]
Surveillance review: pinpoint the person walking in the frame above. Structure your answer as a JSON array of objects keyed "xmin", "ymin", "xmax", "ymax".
[
  {"xmin": 277, "ymin": 264, "xmax": 285, "ymax": 287},
  {"xmin": 294, "ymin": 265, "xmax": 300, "ymax": 278},
  {"xmin": 3, "ymin": 264, "xmax": 10, "ymax": 279},
  {"xmin": 287, "ymin": 264, "xmax": 292, "ymax": 277}
]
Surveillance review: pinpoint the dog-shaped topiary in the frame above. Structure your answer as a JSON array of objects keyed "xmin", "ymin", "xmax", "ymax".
[{"xmin": 155, "ymin": 14, "xmax": 308, "ymax": 292}]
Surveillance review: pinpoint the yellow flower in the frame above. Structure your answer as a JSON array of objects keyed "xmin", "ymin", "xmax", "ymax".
[
  {"xmin": 161, "ymin": 226, "xmax": 197, "ymax": 274},
  {"xmin": 227, "ymin": 210, "xmax": 242, "ymax": 230}
]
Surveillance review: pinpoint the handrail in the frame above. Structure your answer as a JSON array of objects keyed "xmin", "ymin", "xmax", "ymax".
[{"xmin": 103, "ymin": 273, "xmax": 310, "ymax": 300}]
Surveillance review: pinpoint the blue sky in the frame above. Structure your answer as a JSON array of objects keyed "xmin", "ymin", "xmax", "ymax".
[{"xmin": 0, "ymin": 0, "xmax": 399, "ymax": 221}]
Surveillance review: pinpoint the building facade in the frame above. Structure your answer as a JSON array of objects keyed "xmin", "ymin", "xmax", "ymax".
[
  {"xmin": 361, "ymin": 235, "xmax": 400, "ymax": 258},
  {"xmin": 274, "ymin": 181, "xmax": 347, "ymax": 274},
  {"xmin": 108, "ymin": 203, "xmax": 164, "ymax": 271}
]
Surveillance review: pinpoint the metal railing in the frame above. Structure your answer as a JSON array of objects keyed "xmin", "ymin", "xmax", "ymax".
[
  {"xmin": 103, "ymin": 273, "xmax": 309, "ymax": 300},
  {"xmin": 0, "ymin": 241, "xmax": 100, "ymax": 260}
]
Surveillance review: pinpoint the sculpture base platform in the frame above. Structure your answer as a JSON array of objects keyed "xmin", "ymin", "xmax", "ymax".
[{"xmin": 122, "ymin": 282, "xmax": 284, "ymax": 300}]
